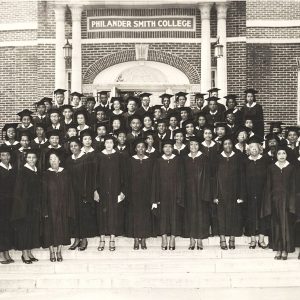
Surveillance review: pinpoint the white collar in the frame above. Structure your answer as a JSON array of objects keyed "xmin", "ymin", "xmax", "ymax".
[
  {"xmin": 142, "ymin": 105, "xmax": 150, "ymax": 111},
  {"xmin": 102, "ymin": 149, "xmax": 116, "ymax": 155},
  {"xmin": 146, "ymin": 147, "xmax": 155, "ymax": 153},
  {"xmin": 162, "ymin": 107, "xmax": 170, "ymax": 111},
  {"xmin": 209, "ymin": 110, "xmax": 218, "ymax": 115},
  {"xmin": 19, "ymin": 146, "xmax": 30, "ymax": 152},
  {"xmin": 48, "ymin": 167, "xmax": 64, "ymax": 172},
  {"xmin": 77, "ymin": 124, "xmax": 89, "ymax": 131},
  {"xmin": 34, "ymin": 137, "xmax": 47, "ymax": 144},
  {"xmin": 37, "ymin": 114, "xmax": 46, "ymax": 119},
  {"xmin": 0, "ymin": 162, "xmax": 12, "ymax": 170},
  {"xmin": 158, "ymin": 133, "xmax": 166, "ymax": 139},
  {"xmin": 246, "ymin": 102, "xmax": 257, "ymax": 108},
  {"xmin": 268, "ymin": 150, "xmax": 273, "ymax": 156},
  {"xmin": 249, "ymin": 131, "xmax": 254, "ymax": 137},
  {"xmin": 52, "ymin": 123, "xmax": 60, "ymax": 129},
  {"xmin": 142, "ymin": 127, "xmax": 154, "ymax": 131},
  {"xmin": 64, "ymin": 119, "xmax": 73, "ymax": 125},
  {"xmin": 188, "ymin": 151, "xmax": 202, "ymax": 158},
  {"xmin": 117, "ymin": 145, "xmax": 126, "ymax": 150},
  {"xmin": 162, "ymin": 154, "xmax": 176, "ymax": 160},
  {"xmin": 81, "ymin": 147, "xmax": 94, "ymax": 153},
  {"xmin": 169, "ymin": 126, "xmax": 179, "ymax": 131},
  {"xmin": 133, "ymin": 155, "xmax": 149, "ymax": 160},
  {"xmin": 201, "ymin": 140, "xmax": 216, "ymax": 148},
  {"xmin": 248, "ymin": 154, "xmax": 262, "ymax": 161},
  {"xmin": 72, "ymin": 151, "xmax": 85, "ymax": 160},
  {"xmin": 221, "ymin": 151, "xmax": 235, "ymax": 158},
  {"xmin": 21, "ymin": 123, "xmax": 33, "ymax": 129},
  {"xmin": 4, "ymin": 140, "xmax": 19, "ymax": 146},
  {"xmin": 48, "ymin": 145, "xmax": 61, "ymax": 149},
  {"xmin": 95, "ymin": 136, "xmax": 104, "ymax": 142},
  {"xmin": 235, "ymin": 143, "xmax": 248, "ymax": 150},
  {"xmin": 298, "ymin": 157, "xmax": 300, "ymax": 162},
  {"xmin": 112, "ymin": 110, "xmax": 123, "ymax": 115},
  {"xmin": 275, "ymin": 161, "xmax": 289, "ymax": 169},
  {"xmin": 174, "ymin": 143, "xmax": 186, "ymax": 150},
  {"xmin": 233, "ymin": 108, "xmax": 238, "ymax": 113},
  {"xmin": 100, "ymin": 103, "xmax": 109, "ymax": 108},
  {"xmin": 24, "ymin": 163, "xmax": 37, "ymax": 172}
]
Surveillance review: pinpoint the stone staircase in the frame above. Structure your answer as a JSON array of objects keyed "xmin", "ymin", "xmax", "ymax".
[{"xmin": 0, "ymin": 237, "xmax": 300, "ymax": 300}]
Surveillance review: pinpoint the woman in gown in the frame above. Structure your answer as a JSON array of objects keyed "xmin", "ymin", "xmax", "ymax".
[
  {"xmin": 12, "ymin": 149, "xmax": 42, "ymax": 264},
  {"xmin": 262, "ymin": 146, "xmax": 299, "ymax": 260},
  {"xmin": 183, "ymin": 136, "xmax": 211, "ymax": 250},
  {"xmin": 42, "ymin": 150, "xmax": 75, "ymax": 262},
  {"xmin": 126, "ymin": 138, "xmax": 155, "ymax": 250},
  {"xmin": 0, "ymin": 145, "xmax": 17, "ymax": 264},
  {"xmin": 213, "ymin": 136, "xmax": 246, "ymax": 250},
  {"xmin": 151, "ymin": 139, "xmax": 184, "ymax": 250}
]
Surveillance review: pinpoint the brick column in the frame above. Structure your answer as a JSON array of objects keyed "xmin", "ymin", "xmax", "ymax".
[
  {"xmin": 199, "ymin": 3, "xmax": 212, "ymax": 95},
  {"xmin": 216, "ymin": 2, "xmax": 228, "ymax": 98},
  {"xmin": 54, "ymin": 4, "xmax": 66, "ymax": 89},
  {"xmin": 70, "ymin": 5, "xmax": 83, "ymax": 92}
]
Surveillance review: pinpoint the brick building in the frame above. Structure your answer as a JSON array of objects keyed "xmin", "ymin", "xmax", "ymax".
[{"xmin": 0, "ymin": 0, "xmax": 299, "ymax": 131}]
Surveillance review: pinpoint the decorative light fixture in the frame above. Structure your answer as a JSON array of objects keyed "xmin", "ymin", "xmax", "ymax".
[
  {"xmin": 214, "ymin": 37, "xmax": 224, "ymax": 58},
  {"xmin": 63, "ymin": 38, "xmax": 72, "ymax": 69}
]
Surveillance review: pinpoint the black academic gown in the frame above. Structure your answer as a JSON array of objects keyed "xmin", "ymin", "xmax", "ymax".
[
  {"xmin": 96, "ymin": 151, "xmax": 125, "ymax": 236},
  {"xmin": 241, "ymin": 103, "xmax": 264, "ymax": 138},
  {"xmin": 0, "ymin": 165, "xmax": 17, "ymax": 252},
  {"xmin": 205, "ymin": 111, "xmax": 225, "ymax": 126},
  {"xmin": 294, "ymin": 159, "xmax": 300, "ymax": 247},
  {"xmin": 11, "ymin": 166, "xmax": 42, "ymax": 250},
  {"xmin": 126, "ymin": 156, "xmax": 155, "ymax": 238},
  {"xmin": 183, "ymin": 153, "xmax": 211, "ymax": 239},
  {"xmin": 213, "ymin": 152, "xmax": 246, "ymax": 237},
  {"xmin": 42, "ymin": 168, "xmax": 75, "ymax": 247},
  {"xmin": 65, "ymin": 153, "xmax": 98, "ymax": 239},
  {"xmin": 151, "ymin": 155, "xmax": 184, "ymax": 236},
  {"xmin": 262, "ymin": 163, "xmax": 298, "ymax": 253}
]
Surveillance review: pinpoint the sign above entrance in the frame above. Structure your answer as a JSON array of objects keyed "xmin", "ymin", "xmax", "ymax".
[{"xmin": 87, "ymin": 16, "xmax": 196, "ymax": 32}]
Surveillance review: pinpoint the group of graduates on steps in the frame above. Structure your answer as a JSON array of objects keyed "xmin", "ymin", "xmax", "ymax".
[{"xmin": 0, "ymin": 87, "xmax": 300, "ymax": 264}]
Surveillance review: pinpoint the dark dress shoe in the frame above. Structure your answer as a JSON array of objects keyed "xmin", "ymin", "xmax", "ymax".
[
  {"xmin": 56, "ymin": 252, "xmax": 63, "ymax": 262},
  {"xmin": 258, "ymin": 241, "xmax": 268, "ymax": 249},
  {"xmin": 97, "ymin": 241, "xmax": 105, "ymax": 251},
  {"xmin": 161, "ymin": 246, "xmax": 167, "ymax": 250},
  {"xmin": 141, "ymin": 239, "xmax": 147, "ymax": 250},
  {"xmin": 69, "ymin": 240, "xmax": 80, "ymax": 250},
  {"xmin": 298, "ymin": 253, "xmax": 300, "ymax": 260},
  {"xmin": 134, "ymin": 239, "xmax": 139, "ymax": 250},
  {"xmin": 79, "ymin": 240, "xmax": 88, "ymax": 251},
  {"xmin": 274, "ymin": 254, "xmax": 282, "ymax": 260},
  {"xmin": 220, "ymin": 241, "xmax": 228, "ymax": 250},
  {"xmin": 169, "ymin": 246, "xmax": 175, "ymax": 251},
  {"xmin": 229, "ymin": 240, "xmax": 235, "ymax": 250},
  {"xmin": 50, "ymin": 252, "xmax": 56, "ymax": 262},
  {"xmin": 21, "ymin": 255, "xmax": 32, "ymax": 264},
  {"xmin": 197, "ymin": 245, "xmax": 203, "ymax": 250},
  {"xmin": 109, "ymin": 241, "xmax": 116, "ymax": 251},
  {"xmin": 188, "ymin": 246, "xmax": 195, "ymax": 250},
  {"xmin": 0, "ymin": 259, "xmax": 10, "ymax": 264},
  {"xmin": 29, "ymin": 256, "xmax": 39, "ymax": 262},
  {"xmin": 249, "ymin": 241, "xmax": 256, "ymax": 249}
]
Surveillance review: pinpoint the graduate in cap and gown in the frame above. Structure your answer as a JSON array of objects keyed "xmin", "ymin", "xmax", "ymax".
[
  {"xmin": 15, "ymin": 130, "xmax": 32, "ymax": 171},
  {"xmin": 264, "ymin": 133, "xmax": 280, "ymax": 165},
  {"xmin": 33, "ymin": 99, "xmax": 47, "ymax": 126},
  {"xmin": 172, "ymin": 128, "xmax": 188, "ymax": 157},
  {"xmin": 1, "ymin": 123, "xmax": 20, "ymax": 160},
  {"xmin": 42, "ymin": 149, "xmax": 75, "ymax": 262},
  {"xmin": 144, "ymin": 130, "xmax": 159, "ymax": 159},
  {"xmin": 70, "ymin": 92, "xmax": 84, "ymax": 111},
  {"xmin": 174, "ymin": 91, "xmax": 188, "ymax": 110},
  {"xmin": 0, "ymin": 145, "xmax": 17, "ymax": 264},
  {"xmin": 160, "ymin": 93, "xmax": 174, "ymax": 118},
  {"xmin": 192, "ymin": 93, "xmax": 207, "ymax": 115},
  {"xmin": 16, "ymin": 109, "xmax": 35, "ymax": 139},
  {"xmin": 30, "ymin": 123, "xmax": 48, "ymax": 151},
  {"xmin": 224, "ymin": 94, "xmax": 242, "ymax": 126},
  {"xmin": 136, "ymin": 93, "xmax": 153, "ymax": 116},
  {"xmin": 123, "ymin": 96, "xmax": 139, "ymax": 129},
  {"xmin": 53, "ymin": 89, "xmax": 67, "ymax": 109},
  {"xmin": 205, "ymin": 97, "xmax": 225, "ymax": 126},
  {"xmin": 11, "ymin": 148, "xmax": 42, "ymax": 264},
  {"xmin": 285, "ymin": 126, "xmax": 300, "ymax": 165},
  {"xmin": 110, "ymin": 96, "xmax": 125, "ymax": 116},
  {"xmin": 95, "ymin": 91, "xmax": 111, "ymax": 114}
]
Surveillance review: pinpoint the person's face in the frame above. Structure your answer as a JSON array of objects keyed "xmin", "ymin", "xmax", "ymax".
[
  {"xmin": 20, "ymin": 135, "xmax": 30, "ymax": 148},
  {"xmin": 203, "ymin": 129, "xmax": 212, "ymax": 141},
  {"xmin": 104, "ymin": 139, "xmax": 114, "ymax": 150},
  {"xmin": 169, "ymin": 117, "xmax": 178, "ymax": 128},
  {"xmin": 198, "ymin": 116, "xmax": 206, "ymax": 127},
  {"xmin": 208, "ymin": 101, "xmax": 217, "ymax": 112},
  {"xmin": 21, "ymin": 116, "xmax": 31, "ymax": 127},
  {"xmin": 178, "ymin": 96, "xmax": 186, "ymax": 107},
  {"xmin": 185, "ymin": 124, "xmax": 194, "ymax": 135},
  {"xmin": 49, "ymin": 153, "xmax": 60, "ymax": 169},
  {"xmin": 117, "ymin": 133, "xmax": 126, "ymax": 145},
  {"xmin": 130, "ymin": 119, "xmax": 141, "ymax": 132},
  {"xmin": 246, "ymin": 93, "xmax": 254, "ymax": 103},
  {"xmin": 70, "ymin": 141, "xmax": 81, "ymax": 155},
  {"xmin": 226, "ymin": 113, "xmax": 235, "ymax": 124},
  {"xmin": 223, "ymin": 139, "xmax": 233, "ymax": 153},
  {"xmin": 249, "ymin": 143, "xmax": 260, "ymax": 157},
  {"xmin": 0, "ymin": 152, "xmax": 11, "ymax": 165},
  {"xmin": 67, "ymin": 128, "xmax": 77, "ymax": 137},
  {"xmin": 127, "ymin": 101, "xmax": 136, "ymax": 112},
  {"xmin": 216, "ymin": 127, "xmax": 226, "ymax": 137},
  {"xmin": 143, "ymin": 117, "xmax": 152, "ymax": 128},
  {"xmin": 268, "ymin": 139, "xmax": 278, "ymax": 149},
  {"xmin": 96, "ymin": 111, "xmax": 106, "ymax": 121},
  {"xmin": 81, "ymin": 98, "xmax": 87, "ymax": 107},
  {"xmin": 44, "ymin": 102, "xmax": 51, "ymax": 111},
  {"xmin": 26, "ymin": 153, "xmax": 37, "ymax": 167},
  {"xmin": 72, "ymin": 96, "xmax": 80, "ymax": 107},
  {"xmin": 174, "ymin": 132, "xmax": 184, "ymax": 143},
  {"xmin": 56, "ymin": 94, "xmax": 64, "ymax": 105},
  {"xmin": 6, "ymin": 128, "xmax": 16, "ymax": 140},
  {"xmin": 146, "ymin": 135, "xmax": 154, "ymax": 146},
  {"xmin": 211, "ymin": 91, "xmax": 218, "ymax": 97},
  {"xmin": 86, "ymin": 101, "xmax": 95, "ymax": 111},
  {"xmin": 163, "ymin": 144, "xmax": 173, "ymax": 156},
  {"xmin": 287, "ymin": 131, "xmax": 298, "ymax": 143},
  {"xmin": 37, "ymin": 104, "xmax": 46, "ymax": 115},
  {"xmin": 100, "ymin": 94, "xmax": 108, "ymax": 104},
  {"xmin": 82, "ymin": 136, "xmax": 92, "ymax": 147},
  {"xmin": 245, "ymin": 120, "xmax": 253, "ymax": 129},
  {"xmin": 277, "ymin": 150, "xmax": 287, "ymax": 162},
  {"xmin": 162, "ymin": 98, "xmax": 170, "ymax": 108},
  {"xmin": 190, "ymin": 99, "xmax": 196, "ymax": 108},
  {"xmin": 97, "ymin": 127, "xmax": 106, "ymax": 137},
  {"xmin": 113, "ymin": 100, "xmax": 121, "ymax": 110},
  {"xmin": 135, "ymin": 143, "xmax": 146, "ymax": 155},
  {"xmin": 49, "ymin": 135, "xmax": 59, "ymax": 147},
  {"xmin": 154, "ymin": 109, "xmax": 162, "ymax": 119},
  {"xmin": 141, "ymin": 97, "xmax": 150, "ymax": 107},
  {"xmin": 35, "ymin": 127, "xmax": 45, "ymax": 138},
  {"xmin": 50, "ymin": 113, "xmax": 60, "ymax": 124},
  {"xmin": 157, "ymin": 123, "xmax": 166, "ymax": 134},
  {"xmin": 189, "ymin": 141, "xmax": 199, "ymax": 153},
  {"xmin": 112, "ymin": 120, "xmax": 121, "ymax": 130},
  {"xmin": 180, "ymin": 111, "xmax": 188, "ymax": 120},
  {"xmin": 63, "ymin": 109, "xmax": 73, "ymax": 120},
  {"xmin": 77, "ymin": 114, "xmax": 86, "ymax": 125},
  {"xmin": 227, "ymin": 99, "xmax": 236, "ymax": 110},
  {"xmin": 237, "ymin": 131, "xmax": 247, "ymax": 143},
  {"xmin": 196, "ymin": 97, "xmax": 204, "ymax": 107}
]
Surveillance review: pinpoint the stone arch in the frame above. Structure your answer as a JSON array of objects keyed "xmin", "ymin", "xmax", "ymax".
[{"xmin": 83, "ymin": 49, "xmax": 200, "ymax": 84}]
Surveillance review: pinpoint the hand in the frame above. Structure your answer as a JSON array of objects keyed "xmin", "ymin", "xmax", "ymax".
[
  {"xmin": 213, "ymin": 199, "xmax": 219, "ymax": 204},
  {"xmin": 94, "ymin": 190, "xmax": 100, "ymax": 202},
  {"xmin": 152, "ymin": 203, "xmax": 158, "ymax": 210},
  {"xmin": 237, "ymin": 199, "xmax": 244, "ymax": 204}
]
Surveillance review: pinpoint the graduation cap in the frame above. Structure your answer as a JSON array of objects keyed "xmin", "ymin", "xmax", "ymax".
[
  {"xmin": 167, "ymin": 112, "xmax": 180, "ymax": 121},
  {"xmin": 143, "ymin": 129, "xmax": 156, "ymax": 138},
  {"xmin": 0, "ymin": 144, "xmax": 12, "ymax": 154},
  {"xmin": 17, "ymin": 109, "xmax": 33, "ymax": 119},
  {"xmin": 173, "ymin": 128, "xmax": 185, "ymax": 137},
  {"xmin": 207, "ymin": 88, "xmax": 220, "ymax": 94},
  {"xmin": 35, "ymin": 99, "xmax": 46, "ymax": 107},
  {"xmin": 111, "ymin": 96, "xmax": 124, "ymax": 104},
  {"xmin": 215, "ymin": 122, "xmax": 228, "ymax": 129},
  {"xmin": 128, "ymin": 114, "xmax": 142, "ymax": 124},
  {"xmin": 285, "ymin": 126, "xmax": 300, "ymax": 135},
  {"xmin": 248, "ymin": 135, "xmax": 263, "ymax": 145},
  {"xmin": 224, "ymin": 94, "xmax": 238, "ymax": 100},
  {"xmin": 61, "ymin": 104, "xmax": 73, "ymax": 111},
  {"xmin": 80, "ymin": 128, "xmax": 95, "ymax": 140},
  {"xmin": 86, "ymin": 96, "xmax": 96, "ymax": 103},
  {"xmin": 206, "ymin": 96, "xmax": 220, "ymax": 103},
  {"xmin": 74, "ymin": 109, "xmax": 88, "ymax": 121},
  {"xmin": 98, "ymin": 91, "xmax": 109, "ymax": 96},
  {"xmin": 54, "ymin": 89, "xmax": 67, "ymax": 95},
  {"xmin": 152, "ymin": 105, "xmax": 163, "ymax": 112},
  {"xmin": 65, "ymin": 123, "xmax": 78, "ymax": 131},
  {"xmin": 220, "ymin": 134, "xmax": 235, "ymax": 144},
  {"xmin": 127, "ymin": 96, "xmax": 140, "ymax": 105},
  {"xmin": 103, "ymin": 134, "xmax": 116, "ymax": 142},
  {"xmin": 182, "ymin": 119, "xmax": 195, "ymax": 128},
  {"xmin": 35, "ymin": 123, "xmax": 47, "ymax": 131},
  {"xmin": 178, "ymin": 107, "xmax": 192, "ymax": 114},
  {"xmin": 139, "ymin": 92, "xmax": 152, "ymax": 98},
  {"xmin": 114, "ymin": 128, "xmax": 127, "ymax": 136},
  {"xmin": 195, "ymin": 112, "xmax": 207, "ymax": 119},
  {"xmin": 95, "ymin": 106, "xmax": 107, "ymax": 113},
  {"xmin": 133, "ymin": 137, "xmax": 147, "ymax": 149},
  {"xmin": 95, "ymin": 121, "xmax": 109, "ymax": 130},
  {"xmin": 276, "ymin": 144, "xmax": 288, "ymax": 153},
  {"xmin": 46, "ymin": 129, "xmax": 61, "ymax": 139},
  {"xmin": 47, "ymin": 108, "xmax": 61, "ymax": 115},
  {"xmin": 19, "ymin": 130, "xmax": 32, "ymax": 140},
  {"xmin": 268, "ymin": 121, "xmax": 284, "ymax": 132},
  {"xmin": 188, "ymin": 136, "xmax": 201, "ymax": 144},
  {"xmin": 68, "ymin": 136, "xmax": 82, "ymax": 146},
  {"xmin": 46, "ymin": 148, "xmax": 64, "ymax": 162},
  {"xmin": 142, "ymin": 112, "xmax": 154, "ymax": 121},
  {"xmin": 23, "ymin": 148, "xmax": 39, "ymax": 157},
  {"xmin": 156, "ymin": 118, "xmax": 168, "ymax": 125},
  {"xmin": 70, "ymin": 92, "xmax": 84, "ymax": 98},
  {"xmin": 41, "ymin": 97, "xmax": 53, "ymax": 105},
  {"xmin": 224, "ymin": 109, "xmax": 235, "ymax": 117},
  {"xmin": 175, "ymin": 92, "xmax": 188, "ymax": 98},
  {"xmin": 162, "ymin": 139, "xmax": 175, "ymax": 147},
  {"xmin": 159, "ymin": 93, "xmax": 173, "ymax": 100},
  {"xmin": 194, "ymin": 93, "xmax": 207, "ymax": 98},
  {"xmin": 244, "ymin": 115, "xmax": 255, "ymax": 122},
  {"xmin": 265, "ymin": 133, "xmax": 280, "ymax": 142},
  {"xmin": 2, "ymin": 123, "xmax": 18, "ymax": 132},
  {"xmin": 203, "ymin": 124, "xmax": 215, "ymax": 133},
  {"xmin": 244, "ymin": 88, "xmax": 258, "ymax": 95},
  {"xmin": 235, "ymin": 126, "xmax": 251, "ymax": 136}
]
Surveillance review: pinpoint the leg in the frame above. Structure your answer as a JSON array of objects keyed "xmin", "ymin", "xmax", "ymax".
[
  {"xmin": 79, "ymin": 238, "xmax": 88, "ymax": 251},
  {"xmin": 274, "ymin": 251, "xmax": 282, "ymax": 260},
  {"xmin": 56, "ymin": 245, "xmax": 63, "ymax": 262},
  {"xmin": 258, "ymin": 234, "xmax": 268, "ymax": 249},
  {"xmin": 3, "ymin": 251, "xmax": 14, "ymax": 263},
  {"xmin": 161, "ymin": 234, "xmax": 168, "ymax": 250},
  {"xmin": 141, "ymin": 238, "xmax": 147, "ymax": 250},
  {"xmin": 49, "ymin": 246, "xmax": 56, "ymax": 262},
  {"xmin": 0, "ymin": 251, "xmax": 9, "ymax": 264},
  {"xmin": 188, "ymin": 237, "xmax": 195, "ymax": 250},
  {"xmin": 28, "ymin": 249, "xmax": 38, "ymax": 262},
  {"xmin": 69, "ymin": 238, "xmax": 81, "ymax": 250},
  {"xmin": 109, "ymin": 235, "xmax": 116, "ymax": 251},
  {"xmin": 220, "ymin": 235, "xmax": 228, "ymax": 250},
  {"xmin": 98, "ymin": 235, "xmax": 105, "ymax": 251},
  {"xmin": 169, "ymin": 235, "xmax": 175, "ymax": 250},
  {"xmin": 197, "ymin": 239, "xmax": 203, "ymax": 250},
  {"xmin": 133, "ymin": 238, "xmax": 139, "ymax": 250},
  {"xmin": 229, "ymin": 236, "xmax": 235, "ymax": 249},
  {"xmin": 249, "ymin": 235, "xmax": 256, "ymax": 249}
]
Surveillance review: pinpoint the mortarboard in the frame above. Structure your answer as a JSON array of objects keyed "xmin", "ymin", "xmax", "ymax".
[
  {"xmin": 207, "ymin": 88, "xmax": 220, "ymax": 94},
  {"xmin": 65, "ymin": 123, "xmax": 78, "ymax": 131},
  {"xmin": 182, "ymin": 119, "xmax": 195, "ymax": 128},
  {"xmin": 248, "ymin": 135, "xmax": 263, "ymax": 145},
  {"xmin": 159, "ymin": 93, "xmax": 173, "ymax": 100},
  {"xmin": 206, "ymin": 96, "xmax": 221, "ymax": 103},
  {"xmin": 173, "ymin": 128, "xmax": 185, "ymax": 137},
  {"xmin": 188, "ymin": 136, "xmax": 201, "ymax": 143},
  {"xmin": 235, "ymin": 126, "xmax": 251, "ymax": 136},
  {"xmin": 244, "ymin": 88, "xmax": 258, "ymax": 95},
  {"xmin": 98, "ymin": 91, "xmax": 109, "ymax": 96},
  {"xmin": 156, "ymin": 118, "xmax": 168, "ymax": 125},
  {"xmin": 152, "ymin": 105, "xmax": 163, "ymax": 111},
  {"xmin": 41, "ymin": 97, "xmax": 53, "ymax": 105},
  {"xmin": 127, "ymin": 96, "xmax": 140, "ymax": 105},
  {"xmin": 114, "ymin": 128, "xmax": 127, "ymax": 136},
  {"xmin": 47, "ymin": 108, "xmax": 61, "ymax": 115},
  {"xmin": 70, "ymin": 92, "xmax": 84, "ymax": 98},
  {"xmin": 35, "ymin": 99, "xmax": 46, "ymax": 107},
  {"xmin": 2, "ymin": 123, "xmax": 18, "ymax": 132},
  {"xmin": 96, "ymin": 121, "xmax": 109, "ymax": 130},
  {"xmin": 23, "ymin": 148, "xmax": 39, "ymax": 158},
  {"xmin": 142, "ymin": 112, "xmax": 154, "ymax": 120},
  {"xmin": 74, "ymin": 109, "xmax": 88, "ymax": 120},
  {"xmin": 268, "ymin": 121, "xmax": 284, "ymax": 129},
  {"xmin": 143, "ymin": 130, "xmax": 156, "ymax": 138},
  {"xmin": 17, "ymin": 109, "xmax": 33, "ymax": 119},
  {"xmin": 285, "ymin": 126, "xmax": 300, "ymax": 135},
  {"xmin": 203, "ymin": 124, "xmax": 215, "ymax": 132},
  {"xmin": 215, "ymin": 122, "xmax": 228, "ymax": 129},
  {"xmin": 224, "ymin": 94, "xmax": 238, "ymax": 100},
  {"xmin": 68, "ymin": 136, "xmax": 82, "ymax": 145},
  {"xmin": 61, "ymin": 104, "xmax": 73, "ymax": 111},
  {"xmin": 162, "ymin": 139, "xmax": 175, "ymax": 147},
  {"xmin": 95, "ymin": 106, "xmax": 107, "ymax": 113},
  {"xmin": 178, "ymin": 107, "xmax": 192, "ymax": 114},
  {"xmin": 54, "ymin": 89, "xmax": 67, "ymax": 95},
  {"xmin": 194, "ymin": 93, "xmax": 207, "ymax": 98},
  {"xmin": 18, "ymin": 130, "xmax": 32, "ymax": 140},
  {"xmin": 86, "ymin": 96, "xmax": 96, "ymax": 103},
  {"xmin": 103, "ymin": 134, "xmax": 116, "ymax": 142},
  {"xmin": 195, "ymin": 112, "xmax": 207, "ymax": 119},
  {"xmin": 167, "ymin": 112, "xmax": 180, "ymax": 120},
  {"xmin": 0, "ymin": 144, "xmax": 12, "ymax": 154},
  {"xmin": 35, "ymin": 123, "xmax": 47, "ymax": 131},
  {"xmin": 139, "ymin": 92, "xmax": 152, "ymax": 98},
  {"xmin": 133, "ymin": 137, "xmax": 147, "ymax": 148},
  {"xmin": 220, "ymin": 134, "xmax": 235, "ymax": 144},
  {"xmin": 265, "ymin": 133, "xmax": 280, "ymax": 143},
  {"xmin": 175, "ymin": 92, "xmax": 188, "ymax": 98},
  {"xmin": 46, "ymin": 129, "xmax": 61, "ymax": 139},
  {"xmin": 224, "ymin": 109, "xmax": 235, "ymax": 117},
  {"xmin": 80, "ymin": 128, "xmax": 95, "ymax": 140},
  {"xmin": 128, "ymin": 114, "xmax": 142, "ymax": 124},
  {"xmin": 46, "ymin": 148, "xmax": 64, "ymax": 162}
]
